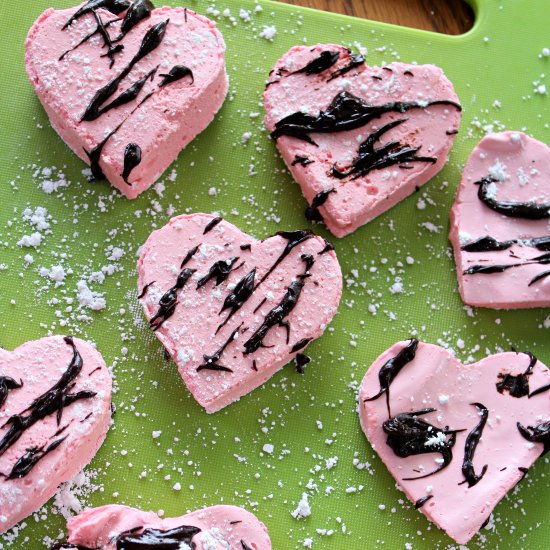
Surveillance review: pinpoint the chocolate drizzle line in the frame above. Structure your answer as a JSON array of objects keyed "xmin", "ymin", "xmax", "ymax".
[
  {"xmin": 291, "ymin": 155, "xmax": 314, "ymax": 166},
  {"xmin": 149, "ymin": 246, "xmax": 198, "ymax": 330},
  {"xmin": 159, "ymin": 65, "xmax": 194, "ymax": 86},
  {"xmin": 328, "ymin": 53, "xmax": 365, "ymax": 81},
  {"xmin": 5, "ymin": 436, "xmax": 67, "ymax": 479},
  {"xmin": 138, "ymin": 280, "xmax": 155, "ymax": 299},
  {"xmin": 244, "ymin": 254, "xmax": 313, "ymax": 355},
  {"xmin": 119, "ymin": 0, "xmax": 154, "ymax": 36},
  {"xmin": 364, "ymin": 338, "xmax": 418, "ymax": 417},
  {"xmin": 461, "ymin": 235, "xmax": 550, "ymax": 252},
  {"xmin": 197, "ymin": 257, "xmax": 239, "ymax": 288},
  {"xmin": 271, "ymin": 91, "xmax": 462, "ymax": 145},
  {"xmin": 0, "ymin": 337, "xmax": 96, "ymax": 459},
  {"xmin": 241, "ymin": 541, "xmax": 253, "ymax": 550},
  {"xmin": 517, "ymin": 420, "xmax": 550, "ymax": 455},
  {"xmin": 93, "ymin": 10, "xmax": 124, "ymax": 67},
  {"xmin": 149, "ymin": 268, "xmax": 196, "ymax": 331},
  {"xmin": 121, "ymin": 142, "xmax": 142, "ymax": 184},
  {"xmin": 331, "ymin": 118, "xmax": 436, "ymax": 180},
  {"xmin": 291, "ymin": 338, "xmax": 313, "ymax": 353},
  {"xmin": 82, "ymin": 19, "xmax": 169, "ymax": 121},
  {"xmin": 460, "ymin": 403, "xmax": 489, "ymax": 488},
  {"xmin": 475, "ymin": 175, "xmax": 550, "ymax": 219},
  {"xmin": 0, "ymin": 376, "xmax": 23, "ymax": 409},
  {"xmin": 203, "ymin": 216, "xmax": 222, "ymax": 234},
  {"xmin": 383, "ymin": 408, "xmax": 463, "ymax": 480},
  {"xmin": 290, "ymin": 50, "xmax": 340, "ymax": 75},
  {"xmin": 463, "ymin": 252, "xmax": 550, "ymax": 282},
  {"xmin": 305, "ymin": 188, "xmax": 336, "ymax": 222},
  {"xmin": 529, "ymin": 269, "xmax": 550, "ymax": 286},
  {"xmin": 318, "ymin": 239, "xmax": 335, "ymax": 255},
  {"xmin": 257, "ymin": 230, "xmax": 314, "ymax": 286},
  {"xmin": 196, "ymin": 324, "xmax": 243, "ymax": 373},
  {"xmin": 414, "ymin": 495, "xmax": 433, "ymax": 509},
  {"xmin": 63, "ymin": 0, "xmax": 129, "ymax": 29},
  {"xmin": 529, "ymin": 382, "xmax": 550, "ymax": 398},
  {"xmin": 216, "ymin": 268, "xmax": 256, "ymax": 334},
  {"xmin": 496, "ymin": 352, "xmax": 537, "ymax": 398},
  {"xmin": 116, "ymin": 525, "xmax": 202, "ymax": 549}
]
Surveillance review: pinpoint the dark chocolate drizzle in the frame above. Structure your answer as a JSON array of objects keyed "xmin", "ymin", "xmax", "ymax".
[
  {"xmin": 258, "ymin": 230, "xmax": 314, "ymax": 286},
  {"xmin": 529, "ymin": 269, "xmax": 550, "ymax": 286},
  {"xmin": 0, "ymin": 337, "xmax": 95, "ymax": 459},
  {"xmin": 463, "ymin": 252, "xmax": 550, "ymax": 277},
  {"xmin": 240, "ymin": 243, "xmax": 252, "ymax": 251},
  {"xmin": 461, "ymin": 235, "xmax": 550, "ymax": 252},
  {"xmin": 203, "ymin": 216, "xmax": 222, "ymax": 234},
  {"xmin": 331, "ymin": 118, "xmax": 436, "ymax": 180},
  {"xmin": 291, "ymin": 338, "xmax": 313, "ymax": 353},
  {"xmin": 121, "ymin": 143, "xmax": 142, "ymax": 184},
  {"xmin": 197, "ymin": 325, "xmax": 243, "ymax": 373},
  {"xmin": 159, "ymin": 65, "xmax": 194, "ymax": 86},
  {"xmin": 138, "ymin": 281, "xmax": 155, "ymax": 299},
  {"xmin": 414, "ymin": 495, "xmax": 433, "ymax": 509},
  {"xmin": 82, "ymin": 19, "xmax": 169, "ymax": 121},
  {"xmin": 496, "ymin": 352, "xmax": 537, "ymax": 398},
  {"xmin": 0, "ymin": 376, "xmax": 23, "ymax": 409},
  {"xmin": 364, "ymin": 338, "xmax": 418, "ymax": 417},
  {"xmin": 475, "ymin": 176, "xmax": 550, "ymax": 219},
  {"xmin": 5, "ymin": 436, "xmax": 67, "ymax": 480},
  {"xmin": 460, "ymin": 403, "xmax": 489, "ymax": 487},
  {"xmin": 93, "ymin": 10, "xmax": 124, "ymax": 68},
  {"xmin": 93, "ymin": 66, "xmax": 158, "ymax": 119},
  {"xmin": 305, "ymin": 188, "xmax": 336, "ymax": 222},
  {"xmin": 116, "ymin": 525, "xmax": 202, "ymax": 549},
  {"xmin": 318, "ymin": 239, "xmax": 335, "ymax": 255},
  {"xmin": 517, "ymin": 420, "xmax": 550, "ymax": 455},
  {"xmin": 328, "ymin": 53, "xmax": 365, "ymax": 81},
  {"xmin": 196, "ymin": 257, "xmax": 239, "ymax": 289},
  {"xmin": 119, "ymin": 0, "xmax": 154, "ymax": 36},
  {"xmin": 244, "ymin": 255, "xmax": 313, "ymax": 355},
  {"xmin": 63, "ymin": 0, "xmax": 130, "ymax": 29},
  {"xmin": 149, "ymin": 268, "xmax": 195, "ymax": 331},
  {"xmin": 291, "ymin": 50, "xmax": 340, "ymax": 75},
  {"xmin": 241, "ymin": 541, "xmax": 253, "ymax": 550},
  {"xmin": 270, "ymin": 91, "xmax": 461, "ymax": 145},
  {"xmin": 383, "ymin": 408, "xmax": 463, "ymax": 480},
  {"xmin": 216, "ymin": 269, "xmax": 256, "ymax": 333},
  {"xmin": 291, "ymin": 155, "xmax": 314, "ymax": 166},
  {"xmin": 529, "ymin": 382, "xmax": 550, "ymax": 398},
  {"xmin": 295, "ymin": 353, "xmax": 310, "ymax": 374}
]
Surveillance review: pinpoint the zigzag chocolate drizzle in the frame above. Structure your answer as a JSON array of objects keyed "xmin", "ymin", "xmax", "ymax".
[
  {"xmin": 5, "ymin": 436, "xmax": 67, "ymax": 480},
  {"xmin": 271, "ymin": 91, "xmax": 461, "ymax": 145},
  {"xmin": 461, "ymin": 235, "xmax": 550, "ymax": 252},
  {"xmin": 0, "ymin": 338, "xmax": 95, "ymax": 462},
  {"xmin": 243, "ymin": 254, "xmax": 314, "ymax": 355},
  {"xmin": 496, "ymin": 352, "xmax": 537, "ymax": 398},
  {"xmin": 196, "ymin": 324, "xmax": 244, "ymax": 373}
]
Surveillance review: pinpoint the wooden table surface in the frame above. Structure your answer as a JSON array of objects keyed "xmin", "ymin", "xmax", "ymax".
[{"xmin": 278, "ymin": 0, "xmax": 474, "ymax": 35}]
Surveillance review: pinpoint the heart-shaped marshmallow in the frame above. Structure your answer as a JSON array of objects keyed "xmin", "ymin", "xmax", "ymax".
[
  {"xmin": 0, "ymin": 336, "xmax": 112, "ymax": 534},
  {"xmin": 25, "ymin": 1, "xmax": 228, "ymax": 198},
  {"xmin": 53, "ymin": 503, "xmax": 271, "ymax": 549},
  {"xmin": 137, "ymin": 213, "xmax": 342, "ymax": 413},
  {"xmin": 450, "ymin": 131, "xmax": 550, "ymax": 308},
  {"xmin": 359, "ymin": 339, "xmax": 550, "ymax": 545},
  {"xmin": 264, "ymin": 44, "xmax": 462, "ymax": 237}
]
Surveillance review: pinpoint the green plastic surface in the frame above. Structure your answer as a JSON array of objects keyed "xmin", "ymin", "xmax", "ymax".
[{"xmin": 0, "ymin": 0, "xmax": 549, "ymax": 548}]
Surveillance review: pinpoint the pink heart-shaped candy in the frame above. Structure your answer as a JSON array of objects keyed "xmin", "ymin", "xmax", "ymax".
[
  {"xmin": 56, "ymin": 503, "xmax": 271, "ymax": 549},
  {"xmin": 0, "ymin": 336, "xmax": 112, "ymax": 534},
  {"xmin": 450, "ymin": 131, "xmax": 550, "ymax": 308},
  {"xmin": 25, "ymin": 2, "xmax": 228, "ymax": 198},
  {"xmin": 264, "ymin": 44, "xmax": 462, "ymax": 237},
  {"xmin": 137, "ymin": 213, "xmax": 342, "ymax": 413},
  {"xmin": 359, "ymin": 339, "xmax": 549, "ymax": 544}
]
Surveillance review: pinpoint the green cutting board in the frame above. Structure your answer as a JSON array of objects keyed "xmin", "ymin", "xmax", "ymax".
[{"xmin": 0, "ymin": 0, "xmax": 549, "ymax": 548}]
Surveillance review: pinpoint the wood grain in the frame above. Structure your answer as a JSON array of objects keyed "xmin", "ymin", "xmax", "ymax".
[{"xmin": 277, "ymin": 0, "xmax": 474, "ymax": 35}]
